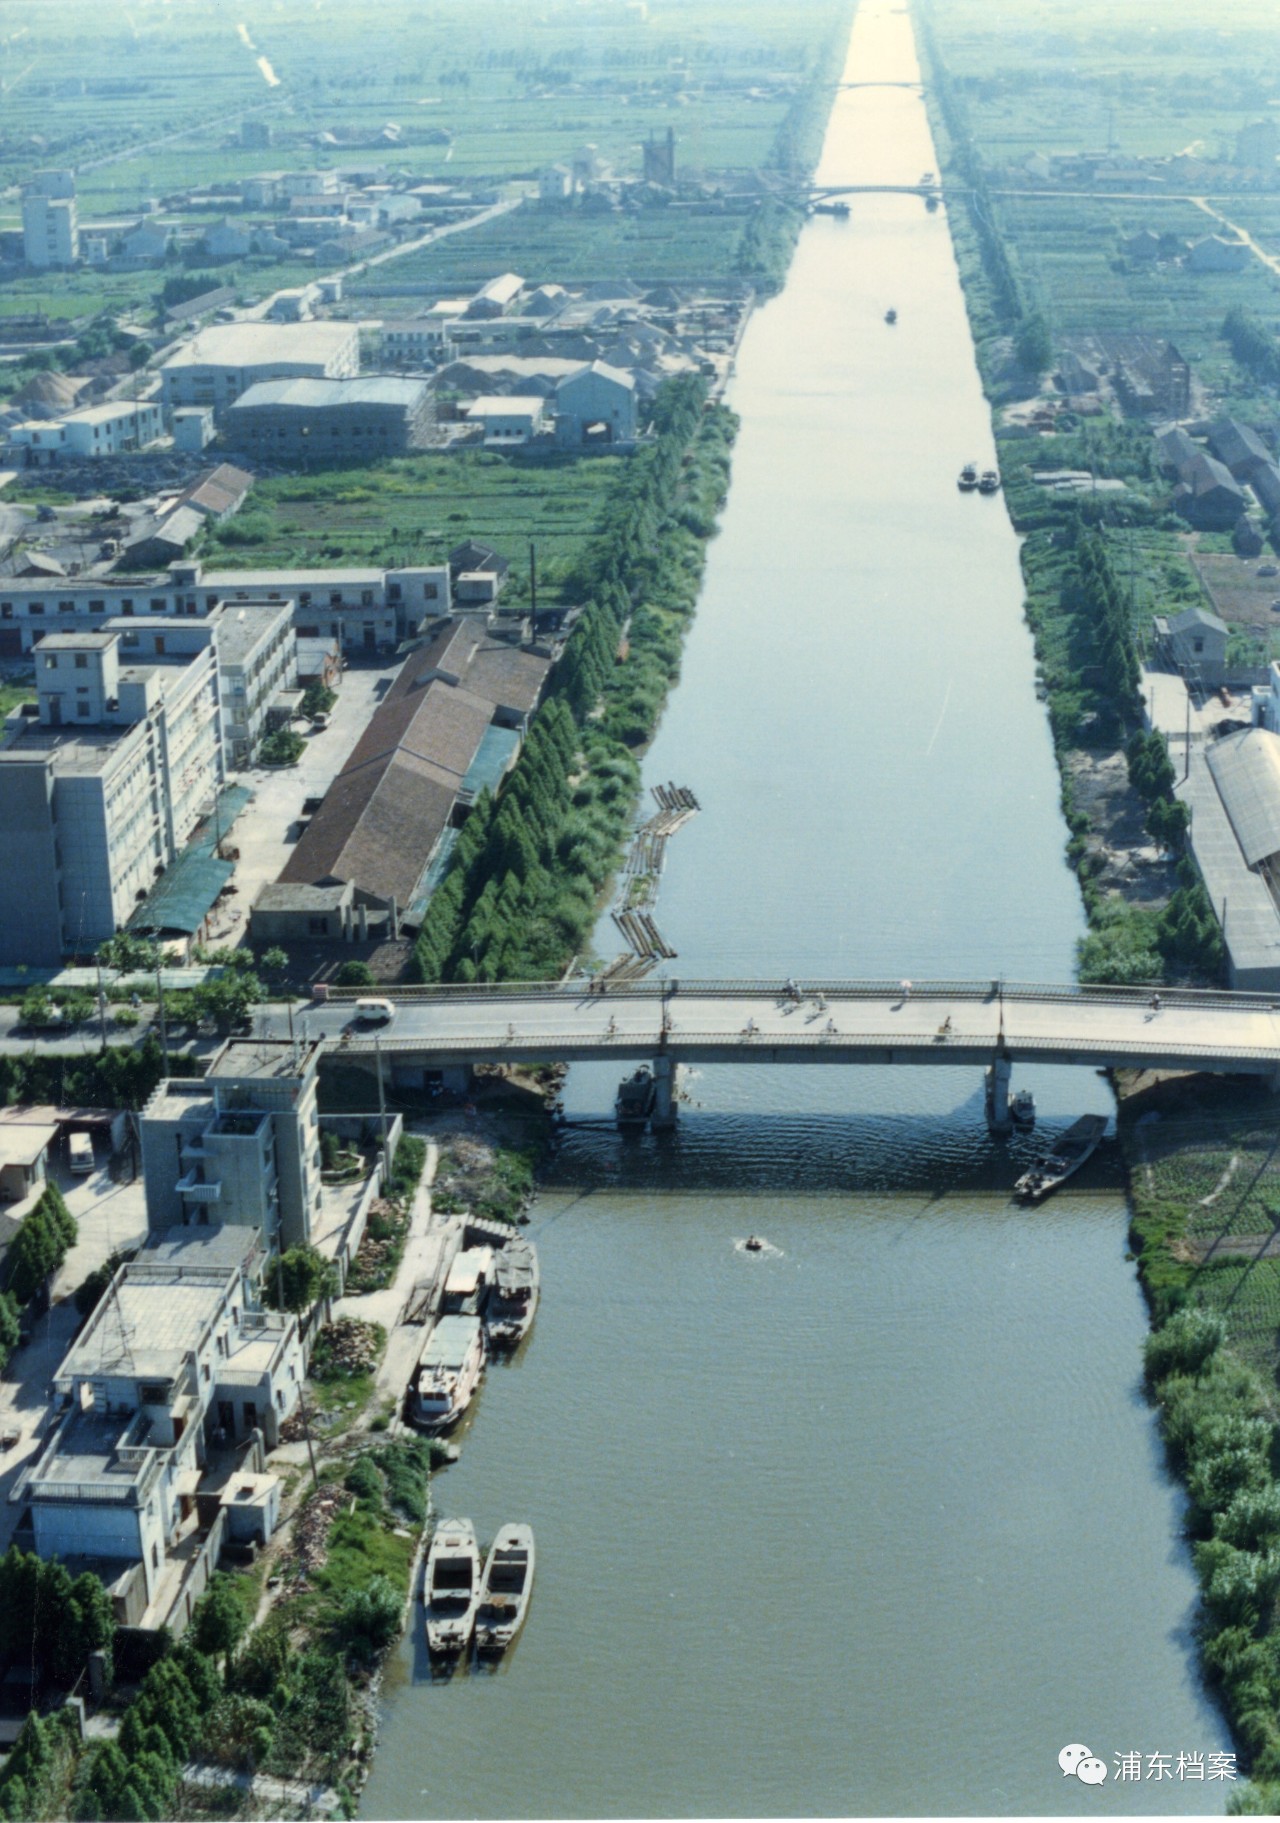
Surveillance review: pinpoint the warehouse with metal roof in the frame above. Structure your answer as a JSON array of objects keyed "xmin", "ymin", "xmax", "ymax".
[{"xmin": 224, "ymin": 374, "xmax": 433, "ymax": 462}]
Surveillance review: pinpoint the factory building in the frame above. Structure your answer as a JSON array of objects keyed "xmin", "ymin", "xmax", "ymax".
[
  {"xmin": 224, "ymin": 374, "xmax": 433, "ymax": 463},
  {"xmin": 160, "ymin": 321, "xmax": 360, "ymax": 414}
]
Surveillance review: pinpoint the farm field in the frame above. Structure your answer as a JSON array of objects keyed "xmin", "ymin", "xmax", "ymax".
[
  {"xmin": 0, "ymin": 0, "xmax": 845, "ymax": 216},
  {"xmin": 197, "ymin": 450, "xmax": 620, "ymax": 604},
  {"xmin": 349, "ymin": 204, "xmax": 749, "ymax": 300}
]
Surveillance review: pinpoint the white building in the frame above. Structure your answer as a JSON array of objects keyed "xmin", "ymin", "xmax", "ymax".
[
  {"xmin": 0, "ymin": 559, "xmax": 451, "ymax": 659},
  {"xmin": 141, "ymin": 1038, "xmax": 326, "ymax": 1253},
  {"xmin": 22, "ymin": 171, "xmax": 78, "ymax": 269},
  {"xmin": 160, "ymin": 320, "xmax": 360, "ymax": 414},
  {"xmin": 21, "ymin": 1228, "xmax": 302, "ymax": 1632},
  {"xmin": 464, "ymin": 395, "xmax": 547, "ymax": 446},
  {"xmin": 0, "ymin": 632, "xmax": 221, "ymax": 966},
  {"xmin": 9, "ymin": 401, "xmax": 164, "ymax": 468}
]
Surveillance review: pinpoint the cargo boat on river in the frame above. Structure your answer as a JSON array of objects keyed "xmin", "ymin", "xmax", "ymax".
[
  {"xmin": 413, "ymin": 1314, "xmax": 485, "ymax": 1432},
  {"xmin": 486, "ymin": 1239, "xmax": 539, "ymax": 1350},
  {"xmin": 1014, "ymin": 1115, "xmax": 1108, "ymax": 1205}
]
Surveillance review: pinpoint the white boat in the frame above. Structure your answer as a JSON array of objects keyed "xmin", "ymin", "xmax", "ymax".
[
  {"xmin": 486, "ymin": 1239, "xmax": 539, "ymax": 1350},
  {"xmin": 413, "ymin": 1314, "xmax": 485, "ymax": 1432},
  {"xmin": 475, "ymin": 1524, "xmax": 536, "ymax": 1656},
  {"xmin": 423, "ymin": 1517, "xmax": 481, "ymax": 1658},
  {"xmin": 441, "ymin": 1245, "xmax": 495, "ymax": 1317}
]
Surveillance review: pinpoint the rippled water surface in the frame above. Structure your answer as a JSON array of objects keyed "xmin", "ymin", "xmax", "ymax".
[{"xmin": 362, "ymin": 3, "xmax": 1228, "ymax": 1814}]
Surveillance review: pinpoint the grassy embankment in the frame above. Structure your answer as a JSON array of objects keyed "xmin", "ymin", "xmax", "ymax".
[{"xmin": 919, "ymin": 1, "xmax": 1280, "ymax": 1802}]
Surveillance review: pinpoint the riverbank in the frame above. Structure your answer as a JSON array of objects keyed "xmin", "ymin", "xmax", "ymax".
[{"xmin": 916, "ymin": 3, "xmax": 1280, "ymax": 1803}]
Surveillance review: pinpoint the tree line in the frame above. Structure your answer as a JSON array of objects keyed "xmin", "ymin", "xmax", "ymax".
[{"xmin": 411, "ymin": 376, "xmax": 736, "ymax": 985}]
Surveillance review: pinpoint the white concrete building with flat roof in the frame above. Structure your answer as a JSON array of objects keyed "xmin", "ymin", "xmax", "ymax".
[
  {"xmin": 141, "ymin": 1038, "xmax": 326, "ymax": 1253},
  {"xmin": 464, "ymin": 396, "xmax": 547, "ymax": 445},
  {"xmin": 22, "ymin": 172, "xmax": 78, "ymax": 269},
  {"xmin": 160, "ymin": 320, "xmax": 360, "ymax": 414},
  {"xmin": 0, "ymin": 632, "xmax": 220, "ymax": 966},
  {"xmin": 10, "ymin": 401, "xmax": 164, "ymax": 468},
  {"xmin": 0, "ymin": 559, "xmax": 450, "ymax": 659},
  {"xmin": 20, "ymin": 1228, "xmax": 302, "ymax": 1632}
]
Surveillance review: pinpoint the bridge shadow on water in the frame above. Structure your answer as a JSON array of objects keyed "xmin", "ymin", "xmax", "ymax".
[{"xmin": 538, "ymin": 1108, "xmax": 1126, "ymax": 1202}]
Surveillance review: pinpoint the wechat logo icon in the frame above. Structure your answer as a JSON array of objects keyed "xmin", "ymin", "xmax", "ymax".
[{"xmin": 1060, "ymin": 1744, "xmax": 1107, "ymax": 1786}]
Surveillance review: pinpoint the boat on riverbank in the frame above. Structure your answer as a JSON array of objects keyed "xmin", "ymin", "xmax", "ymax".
[
  {"xmin": 1014, "ymin": 1115, "xmax": 1108, "ymax": 1204},
  {"xmin": 475, "ymin": 1524, "xmax": 536, "ymax": 1657},
  {"xmin": 441, "ymin": 1246, "xmax": 495, "ymax": 1317},
  {"xmin": 486, "ymin": 1239, "xmax": 539, "ymax": 1350},
  {"xmin": 424, "ymin": 1517, "xmax": 482, "ymax": 1659},
  {"xmin": 413, "ymin": 1315, "xmax": 485, "ymax": 1431},
  {"xmin": 957, "ymin": 463, "xmax": 978, "ymax": 490},
  {"xmin": 978, "ymin": 468, "xmax": 1001, "ymax": 493}
]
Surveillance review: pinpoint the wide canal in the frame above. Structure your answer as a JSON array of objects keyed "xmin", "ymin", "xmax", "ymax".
[{"xmin": 362, "ymin": 2, "xmax": 1229, "ymax": 1813}]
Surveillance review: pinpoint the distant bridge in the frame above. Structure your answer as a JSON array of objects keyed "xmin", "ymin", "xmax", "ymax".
[
  {"xmin": 809, "ymin": 182, "xmax": 944, "ymax": 199},
  {"xmin": 298, "ymin": 979, "xmax": 1280, "ymax": 1130}
]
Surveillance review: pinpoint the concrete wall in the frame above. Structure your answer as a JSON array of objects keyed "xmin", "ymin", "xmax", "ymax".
[{"xmin": 0, "ymin": 761, "xmax": 62, "ymax": 965}]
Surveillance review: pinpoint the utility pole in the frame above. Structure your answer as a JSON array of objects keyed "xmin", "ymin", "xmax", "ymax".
[
  {"xmin": 373, "ymin": 1031, "xmax": 392, "ymax": 1185},
  {"xmin": 154, "ymin": 958, "xmax": 169, "ymax": 1071},
  {"xmin": 528, "ymin": 540, "xmax": 538, "ymax": 643},
  {"xmin": 1185, "ymin": 686, "xmax": 1191, "ymax": 782},
  {"xmin": 95, "ymin": 959, "xmax": 109, "ymax": 1051}
]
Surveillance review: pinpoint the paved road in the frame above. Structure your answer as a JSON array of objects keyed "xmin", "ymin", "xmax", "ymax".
[{"xmin": 274, "ymin": 978, "xmax": 1280, "ymax": 1078}]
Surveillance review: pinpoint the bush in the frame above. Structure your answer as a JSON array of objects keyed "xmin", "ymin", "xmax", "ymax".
[
  {"xmin": 335, "ymin": 1575, "xmax": 401, "ymax": 1664},
  {"xmin": 1143, "ymin": 1307, "xmax": 1226, "ymax": 1388},
  {"xmin": 334, "ymin": 960, "xmax": 375, "ymax": 987},
  {"xmin": 258, "ymin": 727, "xmax": 305, "ymax": 766}
]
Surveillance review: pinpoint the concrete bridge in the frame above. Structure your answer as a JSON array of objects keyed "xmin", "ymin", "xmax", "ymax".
[
  {"xmin": 809, "ymin": 182, "xmax": 944, "ymax": 200},
  {"xmin": 303, "ymin": 978, "xmax": 1280, "ymax": 1131}
]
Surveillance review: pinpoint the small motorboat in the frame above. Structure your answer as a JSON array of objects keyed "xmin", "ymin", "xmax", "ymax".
[
  {"xmin": 958, "ymin": 463, "xmax": 978, "ymax": 491},
  {"xmin": 978, "ymin": 468, "xmax": 1001, "ymax": 494},
  {"xmin": 475, "ymin": 1524, "xmax": 536, "ymax": 1657},
  {"xmin": 1014, "ymin": 1115, "xmax": 1109, "ymax": 1205},
  {"xmin": 744, "ymin": 1235, "xmax": 764, "ymax": 1253},
  {"xmin": 1009, "ymin": 1088, "xmax": 1037, "ymax": 1134},
  {"xmin": 884, "ymin": 307, "xmax": 897, "ymax": 324},
  {"xmin": 423, "ymin": 1517, "xmax": 482, "ymax": 1659},
  {"xmin": 615, "ymin": 1067, "xmax": 656, "ymax": 1130}
]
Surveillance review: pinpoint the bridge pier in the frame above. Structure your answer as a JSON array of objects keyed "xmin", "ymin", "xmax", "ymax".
[
  {"xmin": 985, "ymin": 1056, "xmax": 1014, "ymax": 1136},
  {"xmin": 650, "ymin": 1054, "xmax": 677, "ymax": 1131}
]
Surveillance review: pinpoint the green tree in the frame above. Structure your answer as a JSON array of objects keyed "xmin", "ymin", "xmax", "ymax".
[
  {"xmin": 334, "ymin": 960, "xmax": 375, "ymax": 988},
  {"xmin": 265, "ymin": 1246, "xmax": 337, "ymax": 1315},
  {"xmin": 0, "ymin": 1293, "xmax": 19, "ymax": 1373},
  {"xmin": 190, "ymin": 1576, "xmax": 247, "ymax": 1679},
  {"xmin": 335, "ymin": 1574, "xmax": 401, "ymax": 1664}
]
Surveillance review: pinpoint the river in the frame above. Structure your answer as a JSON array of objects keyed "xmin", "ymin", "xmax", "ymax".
[{"xmin": 361, "ymin": 2, "xmax": 1229, "ymax": 1815}]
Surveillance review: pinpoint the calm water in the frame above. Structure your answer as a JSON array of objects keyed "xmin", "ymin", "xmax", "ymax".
[{"xmin": 362, "ymin": 4, "xmax": 1228, "ymax": 1815}]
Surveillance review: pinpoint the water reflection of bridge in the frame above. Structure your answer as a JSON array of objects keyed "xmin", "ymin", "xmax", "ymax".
[{"xmin": 305, "ymin": 979, "xmax": 1280, "ymax": 1131}]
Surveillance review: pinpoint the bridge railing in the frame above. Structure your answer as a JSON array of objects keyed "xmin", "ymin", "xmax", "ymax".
[{"xmin": 316, "ymin": 976, "xmax": 1280, "ymax": 1012}]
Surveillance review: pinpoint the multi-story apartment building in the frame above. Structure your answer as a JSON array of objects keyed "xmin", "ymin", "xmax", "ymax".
[
  {"xmin": 0, "ymin": 558, "xmax": 451, "ymax": 659},
  {"xmin": 19, "ymin": 1227, "xmax": 302, "ymax": 1632},
  {"xmin": 103, "ymin": 602, "xmax": 299, "ymax": 767},
  {"xmin": 140, "ymin": 1038, "xmax": 326, "ymax": 1253},
  {"xmin": 159, "ymin": 321, "xmax": 360, "ymax": 414},
  {"xmin": 0, "ymin": 632, "xmax": 220, "ymax": 965},
  {"xmin": 22, "ymin": 171, "xmax": 78, "ymax": 269}
]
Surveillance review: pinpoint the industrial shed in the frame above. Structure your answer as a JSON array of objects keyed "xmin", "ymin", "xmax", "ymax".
[{"xmin": 224, "ymin": 376, "xmax": 433, "ymax": 464}]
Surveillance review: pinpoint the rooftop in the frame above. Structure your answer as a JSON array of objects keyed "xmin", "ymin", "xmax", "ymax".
[
  {"xmin": 162, "ymin": 321, "xmax": 357, "ymax": 371},
  {"xmin": 214, "ymin": 598, "xmax": 294, "ymax": 666},
  {"xmin": 58, "ymin": 1262, "xmax": 233, "ymax": 1383},
  {"xmin": 207, "ymin": 1036, "xmax": 323, "ymax": 1082},
  {"xmin": 228, "ymin": 375, "xmax": 429, "ymax": 411}
]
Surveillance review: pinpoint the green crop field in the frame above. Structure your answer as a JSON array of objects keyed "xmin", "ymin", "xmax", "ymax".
[
  {"xmin": 0, "ymin": 0, "xmax": 845, "ymax": 225},
  {"xmin": 349, "ymin": 203, "xmax": 748, "ymax": 301},
  {"xmin": 197, "ymin": 450, "xmax": 618, "ymax": 603}
]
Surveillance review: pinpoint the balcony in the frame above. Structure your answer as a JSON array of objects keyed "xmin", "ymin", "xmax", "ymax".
[{"xmin": 176, "ymin": 1175, "xmax": 221, "ymax": 1205}]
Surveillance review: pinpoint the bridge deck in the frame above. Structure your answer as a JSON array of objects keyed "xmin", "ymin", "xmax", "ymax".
[{"xmin": 309, "ymin": 980, "xmax": 1280, "ymax": 1077}]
